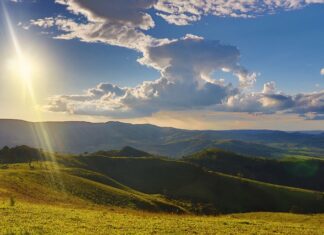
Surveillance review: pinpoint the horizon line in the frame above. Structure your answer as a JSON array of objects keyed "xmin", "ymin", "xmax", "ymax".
[{"xmin": 0, "ymin": 118, "xmax": 323, "ymax": 133}]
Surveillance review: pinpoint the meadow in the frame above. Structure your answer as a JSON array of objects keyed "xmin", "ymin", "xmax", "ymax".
[
  {"xmin": 0, "ymin": 201, "xmax": 323, "ymax": 235},
  {"xmin": 0, "ymin": 146, "xmax": 324, "ymax": 234}
]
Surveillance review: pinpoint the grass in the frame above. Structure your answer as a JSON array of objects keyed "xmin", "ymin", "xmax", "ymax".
[
  {"xmin": 2, "ymin": 155, "xmax": 324, "ymax": 215},
  {"xmin": 0, "ymin": 201, "xmax": 323, "ymax": 235},
  {"xmin": 0, "ymin": 162, "xmax": 184, "ymax": 213},
  {"xmin": 0, "ymin": 148, "xmax": 324, "ymax": 234},
  {"xmin": 70, "ymin": 155, "xmax": 324, "ymax": 214},
  {"xmin": 184, "ymin": 148, "xmax": 324, "ymax": 191}
]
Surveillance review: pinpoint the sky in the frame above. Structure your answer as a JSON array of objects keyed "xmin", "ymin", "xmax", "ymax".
[{"xmin": 0, "ymin": 0, "xmax": 323, "ymax": 130}]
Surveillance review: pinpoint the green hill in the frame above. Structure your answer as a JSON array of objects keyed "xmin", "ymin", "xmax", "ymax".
[
  {"xmin": 91, "ymin": 146, "xmax": 154, "ymax": 158},
  {"xmin": 211, "ymin": 140, "xmax": 284, "ymax": 158},
  {"xmin": 0, "ymin": 163, "xmax": 184, "ymax": 213},
  {"xmin": 1, "ymin": 146, "xmax": 324, "ymax": 215},
  {"xmin": 64, "ymin": 154, "xmax": 324, "ymax": 214},
  {"xmin": 184, "ymin": 148, "xmax": 324, "ymax": 191}
]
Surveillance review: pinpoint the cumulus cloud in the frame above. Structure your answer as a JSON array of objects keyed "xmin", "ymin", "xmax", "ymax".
[
  {"xmin": 46, "ymin": 36, "xmax": 248, "ymax": 117},
  {"xmin": 56, "ymin": 0, "xmax": 157, "ymax": 30},
  {"xmin": 139, "ymin": 34, "xmax": 256, "ymax": 88},
  {"xmin": 220, "ymin": 82, "xmax": 324, "ymax": 119},
  {"xmin": 30, "ymin": 0, "xmax": 164, "ymax": 51},
  {"xmin": 29, "ymin": 0, "xmax": 324, "ymax": 120}
]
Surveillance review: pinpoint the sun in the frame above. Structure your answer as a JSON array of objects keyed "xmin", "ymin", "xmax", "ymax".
[{"xmin": 7, "ymin": 55, "xmax": 34, "ymax": 84}]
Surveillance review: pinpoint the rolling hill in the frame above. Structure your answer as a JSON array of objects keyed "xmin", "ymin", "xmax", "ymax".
[
  {"xmin": 1, "ymin": 145, "xmax": 324, "ymax": 234},
  {"xmin": 0, "ymin": 119, "xmax": 323, "ymax": 158},
  {"xmin": 184, "ymin": 149, "xmax": 324, "ymax": 192},
  {"xmin": 2, "ymin": 146, "xmax": 323, "ymax": 215}
]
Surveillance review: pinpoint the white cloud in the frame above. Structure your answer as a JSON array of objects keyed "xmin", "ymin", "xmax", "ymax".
[
  {"xmin": 30, "ymin": 17, "xmax": 55, "ymax": 28},
  {"xmin": 321, "ymin": 68, "xmax": 324, "ymax": 75},
  {"xmin": 29, "ymin": 0, "xmax": 324, "ymax": 120},
  {"xmin": 155, "ymin": 0, "xmax": 324, "ymax": 25},
  {"xmin": 262, "ymin": 81, "xmax": 277, "ymax": 94},
  {"xmin": 139, "ymin": 34, "xmax": 256, "ymax": 88},
  {"xmin": 219, "ymin": 82, "xmax": 324, "ymax": 119},
  {"xmin": 55, "ymin": 0, "xmax": 157, "ymax": 30},
  {"xmin": 30, "ymin": 0, "xmax": 164, "ymax": 51},
  {"xmin": 46, "ymin": 36, "xmax": 249, "ymax": 117}
]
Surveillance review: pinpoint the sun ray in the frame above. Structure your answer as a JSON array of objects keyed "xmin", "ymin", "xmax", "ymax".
[{"xmin": 2, "ymin": 1, "xmax": 65, "ymax": 190}]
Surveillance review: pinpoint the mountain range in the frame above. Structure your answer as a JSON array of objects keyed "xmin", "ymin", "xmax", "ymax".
[{"xmin": 0, "ymin": 119, "xmax": 323, "ymax": 158}]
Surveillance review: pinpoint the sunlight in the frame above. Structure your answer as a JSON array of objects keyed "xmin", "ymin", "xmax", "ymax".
[
  {"xmin": 6, "ymin": 56, "xmax": 34, "ymax": 85},
  {"xmin": 2, "ymin": 1, "xmax": 65, "ymax": 190}
]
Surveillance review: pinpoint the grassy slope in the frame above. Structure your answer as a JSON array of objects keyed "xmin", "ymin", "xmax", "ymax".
[
  {"xmin": 1, "ymin": 146, "xmax": 324, "ymax": 214},
  {"xmin": 0, "ymin": 202, "xmax": 323, "ymax": 235},
  {"xmin": 0, "ymin": 151, "xmax": 324, "ymax": 233},
  {"xmin": 66, "ymin": 155, "xmax": 324, "ymax": 214},
  {"xmin": 0, "ymin": 162, "xmax": 184, "ymax": 213},
  {"xmin": 184, "ymin": 149, "xmax": 324, "ymax": 191}
]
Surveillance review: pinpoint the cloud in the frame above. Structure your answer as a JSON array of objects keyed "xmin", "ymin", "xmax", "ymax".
[
  {"xmin": 219, "ymin": 82, "xmax": 324, "ymax": 119},
  {"xmin": 139, "ymin": 34, "xmax": 257, "ymax": 88},
  {"xmin": 321, "ymin": 68, "xmax": 324, "ymax": 75},
  {"xmin": 46, "ymin": 36, "xmax": 248, "ymax": 118},
  {"xmin": 45, "ymin": 37, "xmax": 324, "ymax": 120},
  {"xmin": 29, "ymin": 0, "xmax": 323, "ymax": 120},
  {"xmin": 55, "ymin": 0, "xmax": 158, "ymax": 30},
  {"xmin": 302, "ymin": 113, "xmax": 324, "ymax": 120},
  {"xmin": 29, "ymin": 0, "xmax": 164, "ymax": 51},
  {"xmin": 30, "ymin": 0, "xmax": 324, "ymax": 47},
  {"xmin": 30, "ymin": 17, "xmax": 55, "ymax": 28},
  {"xmin": 155, "ymin": 0, "xmax": 324, "ymax": 25}
]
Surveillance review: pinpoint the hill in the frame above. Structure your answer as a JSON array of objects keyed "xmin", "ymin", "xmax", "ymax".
[
  {"xmin": 211, "ymin": 140, "xmax": 284, "ymax": 158},
  {"xmin": 0, "ymin": 163, "xmax": 184, "ymax": 213},
  {"xmin": 91, "ymin": 146, "xmax": 153, "ymax": 158},
  {"xmin": 65, "ymin": 155, "xmax": 324, "ymax": 214},
  {"xmin": 184, "ymin": 149, "xmax": 324, "ymax": 192},
  {"xmin": 0, "ymin": 119, "xmax": 323, "ymax": 158},
  {"xmin": 1, "ymin": 146, "xmax": 324, "ymax": 215}
]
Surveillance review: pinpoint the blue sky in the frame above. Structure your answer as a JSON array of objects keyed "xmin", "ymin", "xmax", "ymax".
[{"xmin": 0, "ymin": 0, "xmax": 323, "ymax": 130}]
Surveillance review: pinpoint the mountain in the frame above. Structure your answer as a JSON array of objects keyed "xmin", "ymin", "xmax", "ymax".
[
  {"xmin": 0, "ymin": 119, "xmax": 323, "ymax": 158},
  {"xmin": 1, "ymin": 145, "xmax": 324, "ymax": 215},
  {"xmin": 184, "ymin": 149, "xmax": 324, "ymax": 192}
]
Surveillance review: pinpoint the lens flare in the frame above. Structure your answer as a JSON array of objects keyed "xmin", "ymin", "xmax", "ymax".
[{"xmin": 2, "ymin": 2, "xmax": 65, "ymax": 190}]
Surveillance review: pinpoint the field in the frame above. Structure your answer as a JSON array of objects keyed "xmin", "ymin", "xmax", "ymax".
[
  {"xmin": 0, "ymin": 201, "xmax": 323, "ymax": 235},
  {"xmin": 1, "ymin": 146, "xmax": 324, "ymax": 234}
]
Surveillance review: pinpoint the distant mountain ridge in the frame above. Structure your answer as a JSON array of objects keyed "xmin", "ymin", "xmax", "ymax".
[{"xmin": 0, "ymin": 119, "xmax": 323, "ymax": 158}]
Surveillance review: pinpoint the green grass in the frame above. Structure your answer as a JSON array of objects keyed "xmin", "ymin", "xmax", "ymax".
[
  {"xmin": 1, "ymin": 148, "xmax": 324, "ymax": 234},
  {"xmin": 1, "ymin": 153, "xmax": 324, "ymax": 214},
  {"xmin": 68, "ymin": 155, "xmax": 324, "ymax": 214},
  {"xmin": 0, "ymin": 201, "xmax": 323, "ymax": 235},
  {"xmin": 0, "ymin": 162, "xmax": 184, "ymax": 213},
  {"xmin": 184, "ymin": 148, "xmax": 324, "ymax": 191}
]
